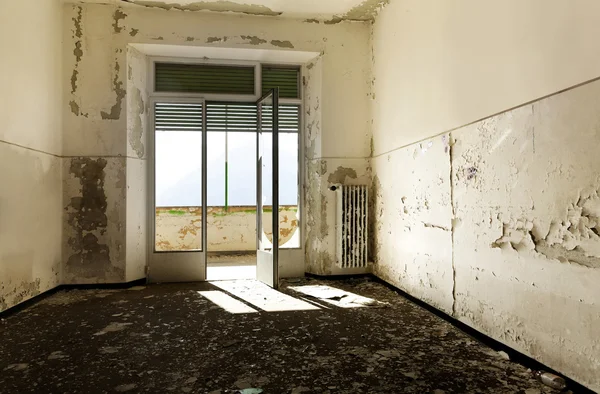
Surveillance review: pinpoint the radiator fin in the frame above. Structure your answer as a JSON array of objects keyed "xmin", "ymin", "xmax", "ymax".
[{"xmin": 336, "ymin": 185, "xmax": 368, "ymax": 268}]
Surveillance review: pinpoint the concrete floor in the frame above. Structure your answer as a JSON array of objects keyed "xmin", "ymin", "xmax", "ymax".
[
  {"xmin": 207, "ymin": 253, "xmax": 257, "ymax": 281},
  {"xmin": 0, "ymin": 278, "xmax": 562, "ymax": 394}
]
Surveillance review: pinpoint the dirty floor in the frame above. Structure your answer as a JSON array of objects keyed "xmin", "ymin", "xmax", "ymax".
[{"xmin": 0, "ymin": 278, "xmax": 562, "ymax": 393}]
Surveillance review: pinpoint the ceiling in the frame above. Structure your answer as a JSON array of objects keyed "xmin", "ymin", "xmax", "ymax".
[{"xmin": 68, "ymin": 0, "xmax": 388, "ymax": 21}]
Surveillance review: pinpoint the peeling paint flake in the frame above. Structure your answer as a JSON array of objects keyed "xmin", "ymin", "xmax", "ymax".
[
  {"xmin": 241, "ymin": 35, "xmax": 266, "ymax": 45},
  {"xmin": 328, "ymin": 166, "xmax": 358, "ymax": 184},
  {"xmin": 123, "ymin": 0, "xmax": 282, "ymax": 16},
  {"xmin": 270, "ymin": 40, "xmax": 294, "ymax": 49},
  {"xmin": 326, "ymin": 0, "xmax": 389, "ymax": 23},
  {"xmin": 113, "ymin": 9, "xmax": 127, "ymax": 34},
  {"xmin": 101, "ymin": 60, "xmax": 126, "ymax": 120},
  {"xmin": 206, "ymin": 36, "xmax": 224, "ymax": 43}
]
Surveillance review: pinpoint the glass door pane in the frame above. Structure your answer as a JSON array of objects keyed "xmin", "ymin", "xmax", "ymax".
[
  {"xmin": 149, "ymin": 101, "xmax": 207, "ymax": 283},
  {"xmin": 256, "ymin": 89, "xmax": 279, "ymax": 288}
]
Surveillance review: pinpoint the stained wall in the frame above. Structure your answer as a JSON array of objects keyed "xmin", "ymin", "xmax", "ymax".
[
  {"xmin": 371, "ymin": 0, "xmax": 600, "ymax": 390},
  {"xmin": 62, "ymin": 2, "xmax": 372, "ymax": 282},
  {"xmin": 0, "ymin": 0, "xmax": 64, "ymax": 311}
]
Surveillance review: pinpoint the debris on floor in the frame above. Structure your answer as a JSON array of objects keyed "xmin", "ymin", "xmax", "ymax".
[{"xmin": 0, "ymin": 277, "xmax": 565, "ymax": 393}]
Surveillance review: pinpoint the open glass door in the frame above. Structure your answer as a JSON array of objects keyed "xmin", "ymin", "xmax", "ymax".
[
  {"xmin": 148, "ymin": 100, "xmax": 207, "ymax": 282},
  {"xmin": 256, "ymin": 89, "xmax": 279, "ymax": 288}
]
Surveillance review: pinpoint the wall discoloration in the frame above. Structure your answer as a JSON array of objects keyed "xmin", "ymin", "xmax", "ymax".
[
  {"xmin": 122, "ymin": 0, "xmax": 282, "ymax": 16},
  {"xmin": 69, "ymin": 100, "xmax": 80, "ymax": 116},
  {"xmin": 343, "ymin": 0, "xmax": 389, "ymax": 21},
  {"xmin": 327, "ymin": 166, "xmax": 358, "ymax": 184},
  {"xmin": 101, "ymin": 60, "xmax": 125, "ymax": 120},
  {"xmin": 206, "ymin": 36, "xmax": 225, "ymax": 43},
  {"xmin": 128, "ymin": 87, "xmax": 145, "ymax": 158},
  {"xmin": 70, "ymin": 6, "xmax": 84, "ymax": 95},
  {"xmin": 70, "ymin": 69, "xmax": 79, "ymax": 94},
  {"xmin": 113, "ymin": 8, "xmax": 127, "ymax": 33},
  {"xmin": 270, "ymin": 39, "xmax": 294, "ymax": 49},
  {"xmin": 130, "ymin": 28, "xmax": 139, "ymax": 36},
  {"xmin": 65, "ymin": 158, "xmax": 110, "ymax": 276},
  {"xmin": 0, "ymin": 279, "xmax": 41, "ymax": 310},
  {"xmin": 240, "ymin": 35, "xmax": 266, "ymax": 45}
]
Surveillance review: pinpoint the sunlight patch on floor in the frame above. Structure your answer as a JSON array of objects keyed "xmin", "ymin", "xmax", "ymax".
[
  {"xmin": 288, "ymin": 285, "xmax": 382, "ymax": 308},
  {"xmin": 212, "ymin": 280, "xmax": 320, "ymax": 312},
  {"xmin": 207, "ymin": 264, "xmax": 256, "ymax": 281},
  {"xmin": 197, "ymin": 290, "xmax": 258, "ymax": 314}
]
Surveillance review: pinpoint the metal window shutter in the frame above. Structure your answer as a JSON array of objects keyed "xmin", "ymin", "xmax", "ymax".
[
  {"xmin": 155, "ymin": 63, "xmax": 255, "ymax": 95},
  {"xmin": 155, "ymin": 102, "xmax": 203, "ymax": 131},
  {"xmin": 261, "ymin": 104, "xmax": 300, "ymax": 132},
  {"xmin": 207, "ymin": 103, "xmax": 300, "ymax": 133},
  {"xmin": 262, "ymin": 66, "xmax": 300, "ymax": 99},
  {"xmin": 206, "ymin": 103, "xmax": 258, "ymax": 132}
]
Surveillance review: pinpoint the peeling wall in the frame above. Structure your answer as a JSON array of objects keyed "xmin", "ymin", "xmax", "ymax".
[
  {"xmin": 0, "ymin": 0, "xmax": 63, "ymax": 312},
  {"xmin": 63, "ymin": 2, "xmax": 371, "ymax": 281},
  {"xmin": 372, "ymin": 135, "xmax": 453, "ymax": 312},
  {"xmin": 450, "ymin": 82, "xmax": 600, "ymax": 389},
  {"xmin": 63, "ymin": 157, "xmax": 126, "ymax": 283},
  {"xmin": 125, "ymin": 47, "xmax": 149, "ymax": 282},
  {"xmin": 371, "ymin": 1, "xmax": 600, "ymax": 390}
]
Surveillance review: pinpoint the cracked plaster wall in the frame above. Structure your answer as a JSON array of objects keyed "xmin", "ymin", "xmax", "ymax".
[
  {"xmin": 63, "ymin": 2, "xmax": 371, "ymax": 280},
  {"xmin": 371, "ymin": 1, "xmax": 600, "ymax": 390},
  {"xmin": 0, "ymin": 0, "xmax": 64, "ymax": 312}
]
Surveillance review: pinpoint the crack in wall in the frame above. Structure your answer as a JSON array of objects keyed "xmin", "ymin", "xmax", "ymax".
[
  {"xmin": 423, "ymin": 223, "xmax": 450, "ymax": 232},
  {"xmin": 449, "ymin": 133, "xmax": 458, "ymax": 316}
]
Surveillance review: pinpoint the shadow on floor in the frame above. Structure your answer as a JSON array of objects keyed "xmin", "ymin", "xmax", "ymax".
[{"xmin": 0, "ymin": 278, "xmax": 563, "ymax": 393}]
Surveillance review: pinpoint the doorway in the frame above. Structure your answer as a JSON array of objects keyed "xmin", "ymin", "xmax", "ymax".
[{"xmin": 147, "ymin": 61, "xmax": 303, "ymax": 288}]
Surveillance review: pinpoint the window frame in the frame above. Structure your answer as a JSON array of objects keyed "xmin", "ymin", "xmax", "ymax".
[{"xmin": 147, "ymin": 56, "xmax": 304, "ymax": 251}]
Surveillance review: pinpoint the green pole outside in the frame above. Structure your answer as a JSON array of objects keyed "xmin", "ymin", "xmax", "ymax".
[{"xmin": 225, "ymin": 131, "xmax": 229, "ymax": 212}]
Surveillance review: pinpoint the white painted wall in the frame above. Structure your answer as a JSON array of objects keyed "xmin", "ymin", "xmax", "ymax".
[
  {"xmin": 372, "ymin": 0, "xmax": 600, "ymax": 390},
  {"xmin": 0, "ymin": 0, "xmax": 63, "ymax": 311},
  {"xmin": 372, "ymin": 0, "xmax": 600, "ymax": 155}
]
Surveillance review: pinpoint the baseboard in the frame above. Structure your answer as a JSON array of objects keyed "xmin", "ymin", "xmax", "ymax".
[
  {"xmin": 304, "ymin": 272, "xmax": 372, "ymax": 281},
  {"xmin": 0, "ymin": 278, "xmax": 147, "ymax": 319},
  {"xmin": 369, "ymin": 275, "xmax": 594, "ymax": 394}
]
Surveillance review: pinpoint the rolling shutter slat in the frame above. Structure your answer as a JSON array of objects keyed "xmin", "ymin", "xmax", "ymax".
[
  {"xmin": 262, "ymin": 66, "xmax": 300, "ymax": 99},
  {"xmin": 207, "ymin": 103, "xmax": 300, "ymax": 133},
  {"xmin": 155, "ymin": 63, "xmax": 255, "ymax": 95},
  {"xmin": 155, "ymin": 103, "xmax": 203, "ymax": 132}
]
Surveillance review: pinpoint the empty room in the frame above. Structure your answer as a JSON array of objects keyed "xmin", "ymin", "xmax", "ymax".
[{"xmin": 1, "ymin": 0, "xmax": 599, "ymax": 393}]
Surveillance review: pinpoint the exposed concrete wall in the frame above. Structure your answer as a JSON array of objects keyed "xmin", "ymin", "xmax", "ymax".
[
  {"xmin": 371, "ymin": 1, "xmax": 600, "ymax": 390},
  {"xmin": 63, "ymin": 2, "xmax": 372, "ymax": 281},
  {"xmin": 0, "ymin": 0, "xmax": 63, "ymax": 311},
  {"xmin": 155, "ymin": 206, "xmax": 299, "ymax": 252}
]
